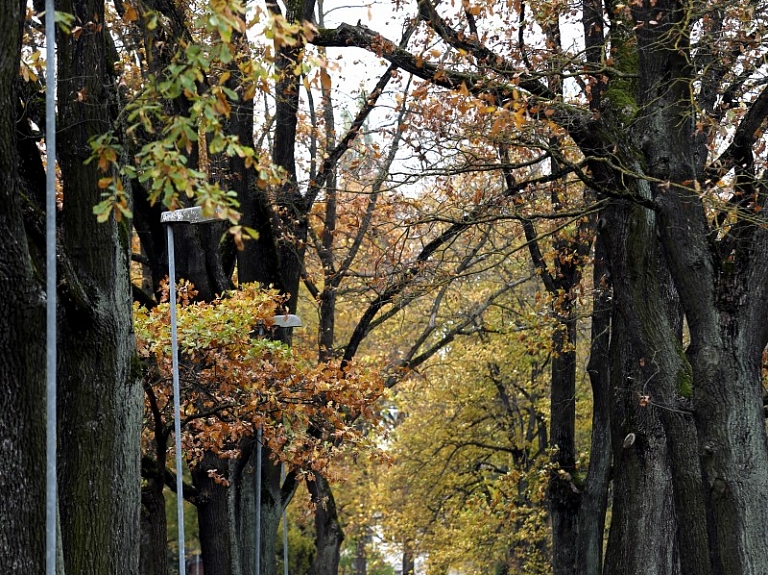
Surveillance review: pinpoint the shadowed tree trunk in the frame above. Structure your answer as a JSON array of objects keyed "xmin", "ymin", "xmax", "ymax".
[
  {"xmin": 308, "ymin": 474, "xmax": 345, "ymax": 575},
  {"xmin": 3, "ymin": 0, "xmax": 145, "ymax": 571},
  {"xmin": 55, "ymin": 0, "xmax": 143, "ymax": 573},
  {"xmin": 230, "ymin": 442, "xmax": 256, "ymax": 575},
  {"xmin": 140, "ymin": 483, "xmax": 169, "ymax": 575},
  {"xmin": 260, "ymin": 456, "xmax": 294, "ymax": 575},
  {"xmin": 574, "ymin": 230, "xmax": 612, "ymax": 575},
  {"xmin": 402, "ymin": 541, "xmax": 415, "ymax": 575},
  {"xmin": 353, "ymin": 533, "xmax": 369, "ymax": 575},
  {"xmin": 601, "ymin": 204, "xmax": 680, "ymax": 575},
  {"xmin": 194, "ymin": 452, "xmax": 235, "ymax": 575},
  {"xmin": 0, "ymin": 2, "xmax": 46, "ymax": 573}
]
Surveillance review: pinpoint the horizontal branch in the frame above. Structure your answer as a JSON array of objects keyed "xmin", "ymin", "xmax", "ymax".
[
  {"xmin": 312, "ymin": 23, "xmax": 607, "ymax": 184},
  {"xmin": 313, "ymin": 23, "xmax": 552, "ymax": 101}
]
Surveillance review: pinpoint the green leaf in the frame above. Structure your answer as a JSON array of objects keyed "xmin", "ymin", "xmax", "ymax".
[{"xmin": 54, "ymin": 10, "xmax": 76, "ymax": 33}]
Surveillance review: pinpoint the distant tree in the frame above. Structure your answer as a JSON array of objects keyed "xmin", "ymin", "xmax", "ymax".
[{"xmin": 378, "ymin": 330, "xmax": 554, "ymax": 575}]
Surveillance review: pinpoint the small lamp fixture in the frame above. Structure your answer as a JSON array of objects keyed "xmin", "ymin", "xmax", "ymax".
[{"xmin": 271, "ymin": 314, "xmax": 302, "ymax": 328}]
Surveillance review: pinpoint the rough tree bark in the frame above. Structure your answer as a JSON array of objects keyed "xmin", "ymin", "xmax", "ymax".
[
  {"xmin": 604, "ymin": 192, "xmax": 712, "ymax": 575},
  {"xmin": 194, "ymin": 452, "xmax": 235, "ymax": 575},
  {"xmin": 0, "ymin": 2, "xmax": 46, "ymax": 573},
  {"xmin": 627, "ymin": 0, "xmax": 768, "ymax": 571},
  {"xmin": 601, "ymin": 200, "xmax": 682, "ymax": 575},
  {"xmin": 140, "ymin": 476, "xmax": 169, "ymax": 575},
  {"xmin": 307, "ymin": 474, "xmax": 345, "ymax": 575},
  {"xmin": 55, "ymin": 0, "xmax": 143, "ymax": 572},
  {"xmin": 574, "ymin": 231, "xmax": 612, "ymax": 575}
]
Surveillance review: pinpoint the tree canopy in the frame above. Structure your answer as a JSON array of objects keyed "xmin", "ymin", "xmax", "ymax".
[{"xmin": 3, "ymin": 0, "xmax": 768, "ymax": 574}]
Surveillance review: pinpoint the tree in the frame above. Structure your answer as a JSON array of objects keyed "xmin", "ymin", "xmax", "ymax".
[
  {"xmin": 311, "ymin": 0, "xmax": 768, "ymax": 573},
  {"xmin": 0, "ymin": 2, "xmax": 47, "ymax": 571},
  {"xmin": 3, "ymin": 0, "xmax": 143, "ymax": 573},
  {"xmin": 377, "ymin": 332, "xmax": 554, "ymax": 575},
  {"xmin": 10, "ymin": 0, "xmax": 768, "ymax": 572}
]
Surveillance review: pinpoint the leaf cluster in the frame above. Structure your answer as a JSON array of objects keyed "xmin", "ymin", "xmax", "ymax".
[
  {"xmin": 137, "ymin": 282, "xmax": 385, "ymax": 478},
  {"xmin": 86, "ymin": 0, "xmax": 308, "ymax": 244}
]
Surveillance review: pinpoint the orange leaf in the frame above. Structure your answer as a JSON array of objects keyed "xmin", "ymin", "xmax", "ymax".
[{"xmin": 124, "ymin": 5, "xmax": 138, "ymax": 22}]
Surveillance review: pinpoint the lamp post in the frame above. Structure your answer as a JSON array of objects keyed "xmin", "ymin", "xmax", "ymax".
[
  {"xmin": 162, "ymin": 206, "xmax": 300, "ymax": 575},
  {"xmin": 162, "ymin": 206, "xmax": 222, "ymax": 575},
  {"xmin": 254, "ymin": 314, "xmax": 301, "ymax": 575},
  {"xmin": 45, "ymin": 0, "xmax": 57, "ymax": 572},
  {"xmin": 282, "ymin": 464, "xmax": 289, "ymax": 575}
]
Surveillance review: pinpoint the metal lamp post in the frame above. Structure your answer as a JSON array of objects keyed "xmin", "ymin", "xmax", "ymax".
[
  {"xmin": 45, "ymin": 0, "xmax": 58, "ymax": 572},
  {"xmin": 162, "ymin": 206, "xmax": 223, "ymax": 575},
  {"xmin": 255, "ymin": 314, "xmax": 301, "ymax": 575},
  {"xmin": 162, "ymin": 206, "xmax": 300, "ymax": 575},
  {"xmin": 282, "ymin": 464, "xmax": 289, "ymax": 575}
]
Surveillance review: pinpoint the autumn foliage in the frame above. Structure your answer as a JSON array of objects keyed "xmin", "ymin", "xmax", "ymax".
[{"xmin": 137, "ymin": 282, "xmax": 384, "ymax": 481}]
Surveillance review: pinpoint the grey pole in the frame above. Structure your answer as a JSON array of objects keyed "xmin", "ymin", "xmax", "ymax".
[
  {"xmin": 167, "ymin": 224, "xmax": 186, "ymax": 575},
  {"xmin": 256, "ymin": 316, "xmax": 301, "ymax": 575},
  {"xmin": 162, "ymin": 206, "xmax": 222, "ymax": 575},
  {"xmin": 255, "ymin": 426, "xmax": 263, "ymax": 575},
  {"xmin": 45, "ymin": 0, "xmax": 57, "ymax": 573},
  {"xmin": 282, "ymin": 464, "xmax": 289, "ymax": 575}
]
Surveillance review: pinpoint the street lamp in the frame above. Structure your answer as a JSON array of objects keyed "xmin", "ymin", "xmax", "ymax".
[
  {"xmin": 162, "ymin": 206, "xmax": 301, "ymax": 575},
  {"xmin": 45, "ymin": 0, "xmax": 57, "ymax": 573},
  {"xmin": 271, "ymin": 314, "xmax": 303, "ymax": 328},
  {"xmin": 161, "ymin": 206, "xmax": 222, "ymax": 575},
  {"xmin": 254, "ymin": 314, "xmax": 301, "ymax": 575}
]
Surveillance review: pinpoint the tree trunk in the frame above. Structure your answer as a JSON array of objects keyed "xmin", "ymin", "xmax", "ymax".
[
  {"xmin": 548, "ymin": 309, "xmax": 579, "ymax": 575},
  {"xmin": 630, "ymin": 0, "xmax": 768, "ymax": 570},
  {"xmin": 353, "ymin": 534, "xmax": 368, "ymax": 575},
  {"xmin": 686, "ymin": 311, "xmax": 768, "ymax": 575},
  {"xmin": 574, "ymin": 231, "xmax": 612, "ymax": 575},
  {"xmin": 231, "ymin": 443, "xmax": 257, "ymax": 575},
  {"xmin": 232, "ymin": 3, "xmax": 310, "ymax": 562},
  {"xmin": 0, "ymin": 3, "xmax": 46, "ymax": 572},
  {"xmin": 602, "ymin": 303, "xmax": 679, "ymax": 575},
  {"xmin": 194, "ymin": 452, "xmax": 235, "ymax": 575},
  {"xmin": 308, "ymin": 473, "xmax": 345, "ymax": 575},
  {"xmin": 270, "ymin": 0, "xmax": 315, "ymax": 313},
  {"xmin": 56, "ymin": 0, "xmax": 142, "ymax": 573},
  {"xmin": 600, "ymin": 199, "xmax": 686, "ymax": 575},
  {"xmin": 141, "ymin": 483, "xmax": 169, "ymax": 575},
  {"xmin": 518, "ymin": 178, "xmax": 594, "ymax": 575},
  {"xmin": 401, "ymin": 541, "xmax": 415, "ymax": 575},
  {"xmin": 652, "ymin": 132, "xmax": 768, "ymax": 575},
  {"xmin": 260, "ymin": 452, "xmax": 297, "ymax": 575}
]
